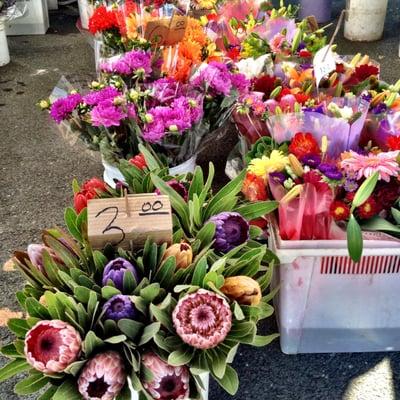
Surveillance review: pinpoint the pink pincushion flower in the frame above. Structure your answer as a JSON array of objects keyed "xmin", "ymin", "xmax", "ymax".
[
  {"xmin": 142, "ymin": 353, "xmax": 190, "ymax": 400},
  {"xmin": 341, "ymin": 150, "xmax": 400, "ymax": 182},
  {"xmin": 78, "ymin": 351, "xmax": 126, "ymax": 400},
  {"xmin": 172, "ymin": 289, "xmax": 232, "ymax": 350},
  {"xmin": 24, "ymin": 320, "xmax": 81, "ymax": 374}
]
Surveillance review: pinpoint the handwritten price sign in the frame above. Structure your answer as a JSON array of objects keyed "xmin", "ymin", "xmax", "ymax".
[
  {"xmin": 144, "ymin": 15, "xmax": 187, "ymax": 47},
  {"xmin": 87, "ymin": 194, "xmax": 173, "ymax": 250},
  {"xmin": 313, "ymin": 45, "xmax": 337, "ymax": 88}
]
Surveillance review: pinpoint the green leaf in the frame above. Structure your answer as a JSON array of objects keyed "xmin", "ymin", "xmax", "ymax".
[
  {"xmin": 53, "ymin": 379, "xmax": 82, "ymax": 400},
  {"xmin": 102, "ymin": 285, "xmax": 121, "ymax": 300},
  {"xmin": 1, "ymin": 343, "xmax": 23, "ymax": 358},
  {"xmin": 118, "ymin": 319, "xmax": 144, "ymax": 339},
  {"xmin": 104, "ymin": 334, "xmax": 127, "ymax": 344},
  {"xmin": 83, "ymin": 331, "xmax": 104, "ymax": 356},
  {"xmin": 214, "ymin": 365, "xmax": 239, "ymax": 395},
  {"xmin": 123, "ymin": 270, "xmax": 138, "ymax": 293},
  {"xmin": 74, "ymin": 286, "xmax": 93, "ymax": 304},
  {"xmin": 347, "ymin": 214, "xmax": 363, "ymax": 262},
  {"xmin": 139, "ymin": 322, "xmax": 161, "ymax": 346},
  {"xmin": 14, "ymin": 372, "xmax": 50, "ymax": 395},
  {"xmin": 191, "ymin": 257, "xmax": 208, "ymax": 286},
  {"xmin": 116, "ymin": 383, "xmax": 132, "ymax": 400},
  {"xmin": 139, "ymin": 143, "xmax": 161, "ymax": 171},
  {"xmin": 168, "ymin": 348, "xmax": 194, "ymax": 366},
  {"xmin": 0, "ymin": 359, "xmax": 30, "ymax": 382},
  {"xmin": 64, "ymin": 207, "xmax": 82, "ymax": 242},
  {"xmin": 7, "ymin": 319, "xmax": 29, "ymax": 338},
  {"xmin": 140, "ymin": 283, "xmax": 161, "ymax": 303},
  {"xmin": 234, "ymin": 201, "xmax": 279, "ymax": 220},
  {"xmin": 252, "ymin": 333, "xmax": 280, "ymax": 347},
  {"xmin": 44, "ymin": 291, "xmax": 63, "ymax": 320},
  {"xmin": 188, "ymin": 166, "xmax": 204, "ymax": 200},
  {"xmin": 25, "ymin": 297, "xmax": 51, "ymax": 319},
  {"xmin": 208, "ymin": 349, "xmax": 227, "ymax": 379},
  {"xmin": 250, "ymin": 225, "xmax": 263, "ymax": 239},
  {"xmin": 233, "ymin": 302, "xmax": 245, "ymax": 320},
  {"xmin": 362, "ymin": 216, "xmax": 400, "ymax": 233},
  {"xmin": 64, "ymin": 360, "xmax": 86, "ymax": 376},
  {"xmin": 391, "ymin": 207, "xmax": 400, "ymax": 225},
  {"xmin": 150, "ymin": 303, "xmax": 173, "ymax": 332},
  {"xmin": 196, "ymin": 222, "xmax": 216, "ymax": 248},
  {"xmin": 38, "ymin": 385, "xmax": 57, "ymax": 400},
  {"xmin": 351, "ymin": 172, "xmax": 379, "ymax": 210},
  {"xmin": 93, "ymin": 250, "xmax": 108, "ymax": 271}
]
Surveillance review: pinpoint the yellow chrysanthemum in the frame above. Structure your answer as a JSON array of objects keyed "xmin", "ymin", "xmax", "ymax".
[{"xmin": 248, "ymin": 150, "xmax": 289, "ymax": 178}]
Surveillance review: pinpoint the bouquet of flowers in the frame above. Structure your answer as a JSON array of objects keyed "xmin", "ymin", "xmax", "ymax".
[{"xmin": 0, "ymin": 161, "xmax": 279, "ymax": 399}]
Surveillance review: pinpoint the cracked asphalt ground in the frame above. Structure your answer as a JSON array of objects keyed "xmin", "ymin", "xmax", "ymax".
[{"xmin": 0, "ymin": 1, "xmax": 400, "ymax": 399}]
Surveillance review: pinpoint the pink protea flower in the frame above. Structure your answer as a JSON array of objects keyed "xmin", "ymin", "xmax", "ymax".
[
  {"xmin": 78, "ymin": 351, "xmax": 126, "ymax": 400},
  {"xmin": 172, "ymin": 289, "xmax": 232, "ymax": 350},
  {"xmin": 142, "ymin": 353, "xmax": 189, "ymax": 400},
  {"xmin": 24, "ymin": 320, "xmax": 82, "ymax": 374},
  {"xmin": 341, "ymin": 150, "xmax": 400, "ymax": 182},
  {"xmin": 27, "ymin": 244, "xmax": 63, "ymax": 273}
]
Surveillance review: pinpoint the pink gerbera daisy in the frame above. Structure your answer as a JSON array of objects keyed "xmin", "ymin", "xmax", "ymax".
[{"xmin": 341, "ymin": 151, "xmax": 400, "ymax": 182}]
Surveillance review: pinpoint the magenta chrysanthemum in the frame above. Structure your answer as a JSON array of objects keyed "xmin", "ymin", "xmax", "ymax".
[
  {"xmin": 24, "ymin": 320, "xmax": 82, "ymax": 374},
  {"xmin": 50, "ymin": 93, "xmax": 82, "ymax": 124},
  {"xmin": 172, "ymin": 289, "xmax": 232, "ymax": 349},
  {"xmin": 90, "ymin": 100, "xmax": 126, "ymax": 127},
  {"xmin": 191, "ymin": 62, "xmax": 232, "ymax": 96},
  {"xmin": 83, "ymin": 87, "xmax": 120, "ymax": 106},
  {"xmin": 102, "ymin": 50, "xmax": 152, "ymax": 76},
  {"xmin": 142, "ymin": 353, "xmax": 190, "ymax": 400},
  {"xmin": 78, "ymin": 351, "xmax": 126, "ymax": 400},
  {"xmin": 341, "ymin": 150, "xmax": 400, "ymax": 182}
]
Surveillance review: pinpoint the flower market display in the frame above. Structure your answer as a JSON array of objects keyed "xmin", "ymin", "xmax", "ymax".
[{"xmin": 3, "ymin": 0, "xmax": 400, "ymax": 397}]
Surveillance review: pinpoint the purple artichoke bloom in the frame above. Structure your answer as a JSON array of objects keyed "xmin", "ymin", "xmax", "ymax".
[
  {"xmin": 269, "ymin": 172, "xmax": 286, "ymax": 184},
  {"xmin": 102, "ymin": 295, "xmax": 137, "ymax": 321},
  {"xmin": 209, "ymin": 212, "xmax": 250, "ymax": 253},
  {"xmin": 102, "ymin": 257, "xmax": 139, "ymax": 291},
  {"xmin": 155, "ymin": 180, "xmax": 188, "ymax": 201},
  {"xmin": 191, "ymin": 62, "xmax": 232, "ymax": 96},
  {"xmin": 301, "ymin": 154, "xmax": 322, "ymax": 168},
  {"xmin": 371, "ymin": 103, "xmax": 387, "ymax": 115},
  {"xmin": 83, "ymin": 87, "xmax": 120, "ymax": 106},
  {"xmin": 91, "ymin": 100, "xmax": 126, "ymax": 127},
  {"xmin": 318, "ymin": 163, "xmax": 343, "ymax": 180},
  {"xmin": 50, "ymin": 93, "xmax": 82, "ymax": 124}
]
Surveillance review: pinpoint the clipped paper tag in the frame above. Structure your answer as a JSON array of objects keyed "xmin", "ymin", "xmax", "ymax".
[
  {"xmin": 144, "ymin": 15, "xmax": 187, "ymax": 46},
  {"xmin": 313, "ymin": 45, "xmax": 336, "ymax": 88},
  {"xmin": 87, "ymin": 194, "xmax": 173, "ymax": 250}
]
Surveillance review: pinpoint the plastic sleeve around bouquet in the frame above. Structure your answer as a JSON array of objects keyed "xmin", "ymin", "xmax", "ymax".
[
  {"xmin": 232, "ymin": 109, "xmax": 270, "ymax": 145},
  {"xmin": 266, "ymin": 97, "xmax": 370, "ymax": 158},
  {"xmin": 269, "ymin": 178, "xmax": 333, "ymax": 240}
]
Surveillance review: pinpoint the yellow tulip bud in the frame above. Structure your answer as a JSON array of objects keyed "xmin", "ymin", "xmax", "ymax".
[
  {"xmin": 162, "ymin": 242, "xmax": 193, "ymax": 270},
  {"xmin": 221, "ymin": 276, "xmax": 262, "ymax": 306}
]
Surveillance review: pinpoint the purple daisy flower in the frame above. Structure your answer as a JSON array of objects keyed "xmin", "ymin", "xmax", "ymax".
[
  {"xmin": 301, "ymin": 154, "xmax": 322, "ymax": 168},
  {"xmin": 91, "ymin": 100, "xmax": 126, "ymax": 127},
  {"xmin": 344, "ymin": 179, "xmax": 358, "ymax": 192},
  {"xmin": 102, "ymin": 295, "xmax": 137, "ymax": 321},
  {"xmin": 50, "ymin": 93, "xmax": 82, "ymax": 124},
  {"xmin": 83, "ymin": 87, "xmax": 120, "ymax": 106},
  {"xmin": 209, "ymin": 212, "xmax": 250, "ymax": 253},
  {"xmin": 269, "ymin": 172, "xmax": 286, "ymax": 184},
  {"xmin": 318, "ymin": 163, "xmax": 343, "ymax": 180}
]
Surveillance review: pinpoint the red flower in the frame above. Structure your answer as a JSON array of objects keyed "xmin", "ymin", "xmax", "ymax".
[
  {"xmin": 299, "ymin": 49, "xmax": 312, "ymax": 58},
  {"xmin": 345, "ymin": 191, "xmax": 356, "ymax": 203},
  {"xmin": 242, "ymin": 172, "xmax": 268, "ymax": 201},
  {"xmin": 88, "ymin": 6, "xmax": 119, "ymax": 34},
  {"xmin": 357, "ymin": 196, "xmax": 380, "ymax": 219},
  {"xmin": 330, "ymin": 200, "xmax": 350, "ymax": 221},
  {"xmin": 387, "ymin": 135, "xmax": 400, "ymax": 151},
  {"xmin": 227, "ymin": 47, "xmax": 240, "ymax": 61},
  {"xmin": 250, "ymin": 218, "xmax": 268, "ymax": 229},
  {"xmin": 206, "ymin": 13, "xmax": 218, "ymax": 21},
  {"xmin": 129, "ymin": 153, "xmax": 147, "ymax": 170},
  {"xmin": 74, "ymin": 178, "xmax": 107, "ymax": 214},
  {"xmin": 294, "ymin": 92, "xmax": 310, "ymax": 104},
  {"xmin": 288, "ymin": 132, "xmax": 321, "ymax": 159},
  {"xmin": 276, "ymin": 87, "xmax": 292, "ymax": 101},
  {"xmin": 375, "ymin": 184, "xmax": 400, "ymax": 209},
  {"xmin": 335, "ymin": 63, "xmax": 345, "ymax": 73},
  {"xmin": 346, "ymin": 64, "xmax": 379, "ymax": 86},
  {"xmin": 252, "ymin": 75, "xmax": 277, "ymax": 98}
]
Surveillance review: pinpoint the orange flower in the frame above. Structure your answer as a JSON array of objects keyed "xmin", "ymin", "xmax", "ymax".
[
  {"xmin": 288, "ymin": 132, "xmax": 321, "ymax": 159},
  {"xmin": 242, "ymin": 172, "xmax": 268, "ymax": 202}
]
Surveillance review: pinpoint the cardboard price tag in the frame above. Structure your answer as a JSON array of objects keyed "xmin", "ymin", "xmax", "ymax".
[
  {"xmin": 313, "ymin": 45, "xmax": 336, "ymax": 88},
  {"xmin": 144, "ymin": 15, "xmax": 187, "ymax": 46},
  {"xmin": 87, "ymin": 194, "xmax": 173, "ymax": 250}
]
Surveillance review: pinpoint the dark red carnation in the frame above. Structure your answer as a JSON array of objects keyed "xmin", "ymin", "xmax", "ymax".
[{"xmin": 252, "ymin": 75, "xmax": 277, "ymax": 98}]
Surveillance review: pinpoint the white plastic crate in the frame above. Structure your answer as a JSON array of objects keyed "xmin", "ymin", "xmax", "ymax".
[{"xmin": 269, "ymin": 223, "xmax": 400, "ymax": 354}]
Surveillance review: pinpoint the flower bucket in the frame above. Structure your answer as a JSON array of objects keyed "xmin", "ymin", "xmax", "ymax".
[
  {"xmin": 169, "ymin": 155, "xmax": 197, "ymax": 176},
  {"xmin": 102, "ymin": 158, "xmax": 126, "ymax": 188},
  {"xmin": 344, "ymin": 0, "xmax": 388, "ymax": 41},
  {"xmin": 130, "ymin": 373, "xmax": 209, "ymax": 400},
  {"xmin": 298, "ymin": 0, "xmax": 332, "ymax": 23},
  {"xmin": 0, "ymin": 18, "xmax": 10, "ymax": 67},
  {"xmin": 78, "ymin": 0, "xmax": 94, "ymax": 30}
]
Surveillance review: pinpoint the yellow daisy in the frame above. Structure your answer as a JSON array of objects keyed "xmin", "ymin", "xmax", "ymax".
[{"xmin": 248, "ymin": 150, "xmax": 289, "ymax": 178}]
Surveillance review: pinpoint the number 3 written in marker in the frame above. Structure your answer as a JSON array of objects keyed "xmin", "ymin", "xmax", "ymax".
[{"xmin": 95, "ymin": 206, "xmax": 125, "ymax": 245}]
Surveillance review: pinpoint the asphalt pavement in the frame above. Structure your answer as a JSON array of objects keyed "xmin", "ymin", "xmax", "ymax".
[{"xmin": 0, "ymin": 1, "xmax": 399, "ymax": 399}]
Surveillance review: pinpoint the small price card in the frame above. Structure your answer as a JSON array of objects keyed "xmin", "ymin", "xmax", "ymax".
[
  {"xmin": 87, "ymin": 194, "xmax": 173, "ymax": 250},
  {"xmin": 144, "ymin": 15, "xmax": 187, "ymax": 46},
  {"xmin": 313, "ymin": 45, "xmax": 337, "ymax": 88}
]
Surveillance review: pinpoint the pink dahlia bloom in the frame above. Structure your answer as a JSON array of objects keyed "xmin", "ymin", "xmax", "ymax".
[
  {"xmin": 341, "ymin": 150, "xmax": 400, "ymax": 182},
  {"xmin": 78, "ymin": 351, "xmax": 126, "ymax": 400},
  {"xmin": 172, "ymin": 289, "xmax": 232, "ymax": 349},
  {"xmin": 24, "ymin": 320, "xmax": 81, "ymax": 374},
  {"xmin": 142, "ymin": 353, "xmax": 190, "ymax": 400}
]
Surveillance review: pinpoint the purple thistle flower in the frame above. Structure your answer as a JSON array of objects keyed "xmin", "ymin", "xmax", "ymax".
[
  {"xmin": 269, "ymin": 172, "xmax": 286, "ymax": 184},
  {"xmin": 50, "ymin": 93, "xmax": 82, "ymax": 124},
  {"xmin": 301, "ymin": 154, "xmax": 322, "ymax": 168},
  {"xmin": 91, "ymin": 100, "xmax": 126, "ymax": 127},
  {"xmin": 83, "ymin": 87, "xmax": 120, "ymax": 106},
  {"xmin": 318, "ymin": 163, "xmax": 343, "ymax": 180},
  {"xmin": 102, "ymin": 257, "xmax": 139, "ymax": 292},
  {"xmin": 102, "ymin": 295, "xmax": 137, "ymax": 321},
  {"xmin": 209, "ymin": 212, "xmax": 250, "ymax": 253}
]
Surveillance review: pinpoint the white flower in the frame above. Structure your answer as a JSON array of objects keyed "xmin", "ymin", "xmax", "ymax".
[{"xmin": 236, "ymin": 54, "xmax": 272, "ymax": 79}]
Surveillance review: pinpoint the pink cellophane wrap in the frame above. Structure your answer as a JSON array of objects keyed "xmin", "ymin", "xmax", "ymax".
[{"xmin": 267, "ymin": 97, "xmax": 370, "ymax": 158}]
